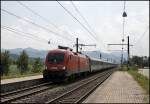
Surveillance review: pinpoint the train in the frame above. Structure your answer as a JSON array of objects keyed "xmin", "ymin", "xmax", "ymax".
[{"xmin": 43, "ymin": 46, "xmax": 117, "ymax": 82}]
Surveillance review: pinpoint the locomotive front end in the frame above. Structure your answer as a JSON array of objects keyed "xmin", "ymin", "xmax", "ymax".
[{"xmin": 43, "ymin": 50, "xmax": 68, "ymax": 81}]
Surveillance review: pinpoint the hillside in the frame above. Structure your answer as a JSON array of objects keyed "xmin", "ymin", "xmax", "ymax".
[{"xmin": 1, "ymin": 47, "xmax": 127, "ymax": 64}]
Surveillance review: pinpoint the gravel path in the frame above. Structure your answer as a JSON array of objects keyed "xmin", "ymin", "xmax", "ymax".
[{"xmin": 1, "ymin": 75, "xmax": 42, "ymax": 84}]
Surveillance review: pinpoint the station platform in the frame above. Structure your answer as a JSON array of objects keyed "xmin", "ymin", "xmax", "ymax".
[
  {"xmin": 1, "ymin": 75, "xmax": 43, "ymax": 85},
  {"xmin": 83, "ymin": 71, "xmax": 149, "ymax": 103}
]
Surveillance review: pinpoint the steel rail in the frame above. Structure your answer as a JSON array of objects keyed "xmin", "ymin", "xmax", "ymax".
[
  {"xmin": 75, "ymin": 71, "xmax": 113, "ymax": 103},
  {"xmin": 1, "ymin": 82, "xmax": 52, "ymax": 97},
  {"xmin": 1, "ymin": 82, "xmax": 56, "ymax": 103},
  {"xmin": 46, "ymin": 69, "xmax": 114, "ymax": 103}
]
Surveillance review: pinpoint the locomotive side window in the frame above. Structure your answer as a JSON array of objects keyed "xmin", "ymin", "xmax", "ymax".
[{"xmin": 48, "ymin": 53, "xmax": 64, "ymax": 64}]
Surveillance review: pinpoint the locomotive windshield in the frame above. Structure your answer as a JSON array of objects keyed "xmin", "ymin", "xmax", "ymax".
[{"xmin": 48, "ymin": 53, "xmax": 64, "ymax": 64}]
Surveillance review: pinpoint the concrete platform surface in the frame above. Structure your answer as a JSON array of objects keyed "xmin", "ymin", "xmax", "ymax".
[
  {"xmin": 84, "ymin": 71, "xmax": 149, "ymax": 103},
  {"xmin": 1, "ymin": 75, "xmax": 43, "ymax": 84}
]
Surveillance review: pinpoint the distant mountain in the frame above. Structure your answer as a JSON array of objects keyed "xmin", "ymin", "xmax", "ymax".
[
  {"xmin": 1, "ymin": 47, "xmax": 127, "ymax": 64},
  {"xmin": 1, "ymin": 47, "xmax": 48, "ymax": 59},
  {"xmin": 110, "ymin": 51, "xmax": 127, "ymax": 59},
  {"xmin": 9, "ymin": 53, "xmax": 44, "ymax": 62},
  {"xmin": 81, "ymin": 50, "xmax": 127, "ymax": 63},
  {"xmin": 9, "ymin": 53, "xmax": 19, "ymax": 61}
]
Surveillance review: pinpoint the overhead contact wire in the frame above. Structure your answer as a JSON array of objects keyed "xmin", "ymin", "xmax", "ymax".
[{"xmin": 1, "ymin": 8, "xmax": 73, "ymax": 43}]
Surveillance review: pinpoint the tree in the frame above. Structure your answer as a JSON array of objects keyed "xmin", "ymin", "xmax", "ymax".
[
  {"xmin": 17, "ymin": 50, "xmax": 29, "ymax": 74},
  {"xmin": 32, "ymin": 57, "xmax": 43, "ymax": 73},
  {"xmin": 131, "ymin": 56, "xmax": 142, "ymax": 67},
  {"xmin": 131, "ymin": 56, "xmax": 149, "ymax": 68},
  {"xmin": 143, "ymin": 56, "xmax": 149, "ymax": 67},
  {"xmin": 1, "ymin": 51, "xmax": 11, "ymax": 75}
]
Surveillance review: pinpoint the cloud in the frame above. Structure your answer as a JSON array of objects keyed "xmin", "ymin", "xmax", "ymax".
[
  {"xmin": 72, "ymin": 1, "xmax": 79, "ymax": 5},
  {"xmin": 65, "ymin": 1, "xmax": 71, "ymax": 5},
  {"xmin": 1, "ymin": 1, "xmax": 149, "ymax": 56},
  {"xmin": 18, "ymin": 17, "xmax": 32, "ymax": 26}
]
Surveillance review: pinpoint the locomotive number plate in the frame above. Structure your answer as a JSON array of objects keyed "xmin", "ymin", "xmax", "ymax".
[{"xmin": 51, "ymin": 67, "xmax": 57, "ymax": 69}]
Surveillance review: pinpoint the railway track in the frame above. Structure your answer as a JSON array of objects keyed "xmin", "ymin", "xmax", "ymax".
[
  {"xmin": 1, "ymin": 68, "xmax": 116, "ymax": 103},
  {"xmin": 46, "ymin": 69, "xmax": 114, "ymax": 103},
  {"xmin": 1, "ymin": 82, "xmax": 56, "ymax": 103}
]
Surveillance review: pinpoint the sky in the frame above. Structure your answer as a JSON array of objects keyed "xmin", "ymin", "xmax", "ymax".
[{"xmin": 1, "ymin": 1, "xmax": 149, "ymax": 56}]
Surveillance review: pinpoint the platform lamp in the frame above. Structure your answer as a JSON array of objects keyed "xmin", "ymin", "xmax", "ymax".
[
  {"xmin": 48, "ymin": 40, "xmax": 50, "ymax": 44},
  {"xmin": 122, "ymin": 11, "xmax": 127, "ymax": 17}
]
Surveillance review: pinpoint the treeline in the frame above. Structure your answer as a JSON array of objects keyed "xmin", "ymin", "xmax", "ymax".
[
  {"xmin": 130, "ymin": 56, "xmax": 149, "ymax": 68},
  {"xmin": 1, "ymin": 50, "xmax": 44, "ymax": 76}
]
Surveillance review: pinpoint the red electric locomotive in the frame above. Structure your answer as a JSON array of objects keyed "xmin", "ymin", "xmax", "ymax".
[{"xmin": 43, "ymin": 46, "xmax": 90, "ymax": 82}]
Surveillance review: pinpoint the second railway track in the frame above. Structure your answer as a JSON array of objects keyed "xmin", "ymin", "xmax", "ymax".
[
  {"xmin": 1, "ymin": 82, "xmax": 56, "ymax": 103},
  {"xmin": 46, "ymin": 69, "xmax": 115, "ymax": 103}
]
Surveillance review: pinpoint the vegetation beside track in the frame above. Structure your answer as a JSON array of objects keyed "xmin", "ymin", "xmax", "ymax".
[
  {"xmin": 128, "ymin": 69, "xmax": 149, "ymax": 94},
  {"xmin": 120, "ymin": 65, "xmax": 149, "ymax": 94},
  {"xmin": 1, "ymin": 70, "xmax": 42, "ymax": 79},
  {"xmin": 1, "ymin": 50, "xmax": 44, "ymax": 80},
  {"xmin": 1, "ymin": 64, "xmax": 43, "ymax": 79}
]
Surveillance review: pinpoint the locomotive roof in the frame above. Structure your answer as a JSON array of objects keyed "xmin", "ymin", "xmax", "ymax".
[
  {"xmin": 48, "ymin": 49, "xmax": 88, "ymax": 57},
  {"xmin": 48, "ymin": 49, "xmax": 71, "ymax": 53},
  {"xmin": 48, "ymin": 49, "xmax": 82, "ymax": 55}
]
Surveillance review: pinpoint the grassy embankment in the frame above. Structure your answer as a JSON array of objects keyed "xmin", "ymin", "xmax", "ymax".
[
  {"xmin": 121, "ymin": 65, "xmax": 149, "ymax": 94},
  {"xmin": 1, "ymin": 65, "xmax": 43, "ymax": 80}
]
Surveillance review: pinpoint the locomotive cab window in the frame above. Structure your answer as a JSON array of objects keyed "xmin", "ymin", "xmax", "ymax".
[{"xmin": 48, "ymin": 53, "xmax": 64, "ymax": 64}]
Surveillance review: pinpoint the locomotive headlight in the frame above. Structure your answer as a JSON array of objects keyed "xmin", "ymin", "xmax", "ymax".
[{"xmin": 62, "ymin": 66, "xmax": 66, "ymax": 70}]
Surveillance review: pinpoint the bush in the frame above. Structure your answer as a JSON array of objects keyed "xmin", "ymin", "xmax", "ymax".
[
  {"xmin": 17, "ymin": 50, "xmax": 29, "ymax": 74},
  {"xmin": 1, "ymin": 51, "xmax": 11, "ymax": 75},
  {"xmin": 129, "ymin": 65, "xmax": 138, "ymax": 71},
  {"xmin": 32, "ymin": 57, "xmax": 43, "ymax": 73}
]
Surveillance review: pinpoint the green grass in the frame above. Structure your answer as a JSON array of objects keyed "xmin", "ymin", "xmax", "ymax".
[
  {"xmin": 119, "ymin": 65, "xmax": 149, "ymax": 94},
  {"xmin": 120, "ymin": 65, "xmax": 128, "ymax": 71},
  {"xmin": 127, "ymin": 68, "xmax": 149, "ymax": 94},
  {"xmin": 119, "ymin": 65, "xmax": 138, "ymax": 71},
  {"xmin": 1, "ymin": 64, "xmax": 43, "ymax": 80}
]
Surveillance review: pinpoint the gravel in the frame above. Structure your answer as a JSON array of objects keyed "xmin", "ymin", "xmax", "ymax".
[{"xmin": 13, "ymin": 69, "xmax": 115, "ymax": 103}]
